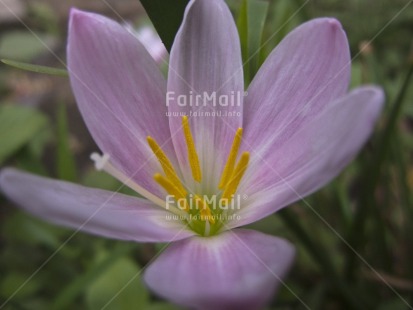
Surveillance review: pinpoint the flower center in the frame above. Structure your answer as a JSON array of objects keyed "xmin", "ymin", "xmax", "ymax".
[
  {"xmin": 90, "ymin": 116, "xmax": 249, "ymax": 237},
  {"xmin": 147, "ymin": 116, "xmax": 249, "ymax": 236}
]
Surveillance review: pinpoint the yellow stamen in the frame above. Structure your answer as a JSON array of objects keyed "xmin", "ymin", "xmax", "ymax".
[
  {"xmin": 90, "ymin": 153, "xmax": 188, "ymax": 219},
  {"xmin": 147, "ymin": 136, "xmax": 187, "ymax": 195},
  {"xmin": 194, "ymin": 195, "xmax": 215, "ymax": 224},
  {"xmin": 218, "ymin": 128, "xmax": 243, "ymax": 189},
  {"xmin": 221, "ymin": 152, "xmax": 250, "ymax": 204},
  {"xmin": 154, "ymin": 173, "xmax": 189, "ymax": 211},
  {"xmin": 182, "ymin": 116, "xmax": 202, "ymax": 182}
]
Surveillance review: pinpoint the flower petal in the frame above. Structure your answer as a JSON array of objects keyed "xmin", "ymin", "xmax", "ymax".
[
  {"xmin": 67, "ymin": 9, "xmax": 174, "ymax": 195},
  {"xmin": 144, "ymin": 229, "xmax": 295, "ymax": 309},
  {"xmin": 0, "ymin": 169, "xmax": 194, "ymax": 242},
  {"xmin": 243, "ymin": 18, "xmax": 351, "ymax": 152},
  {"xmin": 230, "ymin": 87, "xmax": 384, "ymax": 227},
  {"xmin": 167, "ymin": 0, "xmax": 244, "ymax": 188}
]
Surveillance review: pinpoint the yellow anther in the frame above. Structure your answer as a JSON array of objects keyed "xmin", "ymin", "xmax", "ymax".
[
  {"xmin": 194, "ymin": 195, "xmax": 215, "ymax": 224},
  {"xmin": 154, "ymin": 173, "xmax": 189, "ymax": 211},
  {"xmin": 219, "ymin": 128, "xmax": 243, "ymax": 189},
  {"xmin": 147, "ymin": 136, "xmax": 187, "ymax": 196},
  {"xmin": 182, "ymin": 116, "xmax": 202, "ymax": 182},
  {"xmin": 221, "ymin": 152, "xmax": 250, "ymax": 204}
]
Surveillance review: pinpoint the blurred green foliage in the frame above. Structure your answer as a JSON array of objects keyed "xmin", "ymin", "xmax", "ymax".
[
  {"xmin": 139, "ymin": 0, "xmax": 189, "ymax": 51},
  {"xmin": 0, "ymin": 104, "xmax": 48, "ymax": 164},
  {"xmin": 1, "ymin": 0, "xmax": 413, "ymax": 309}
]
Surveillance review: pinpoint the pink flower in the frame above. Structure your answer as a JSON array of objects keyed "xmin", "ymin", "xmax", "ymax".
[
  {"xmin": 123, "ymin": 23, "xmax": 167, "ymax": 63},
  {"xmin": 0, "ymin": 0, "xmax": 384, "ymax": 308}
]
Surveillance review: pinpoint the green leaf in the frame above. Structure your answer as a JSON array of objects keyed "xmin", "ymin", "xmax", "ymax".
[
  {"xmin": 140, "ymin": 0, "xmax": 189, "ymax": 52},
  {"xmin": 53, "ymin": 245, "xmax": 136, "ymax": 310},
  {"xmin": 247, "ymin": 0, "xmax": 269, "ymax": 78},
  {"xmin": 237, "ymin": 0, "xmax": 249, "ymax": 84},
  {"xmin": 86, "ymin": 255, "xmax": 149, "ymax": 310},
  {"xmin": 270, "ymin": 0, "xmax": 301, "ymax": 46},
  {"xmin": 236, "ymin": 0, "xmax": 269, "ymax": 84},
  {"xmin": 0, "ymin": 104, "xmax": 48, "ymax": 164},
  {"xmin": 1, "ymin": 59, "xmax": 68, "ymax": 77},
  {"xmin": 0, "ymin": 273, "xmax": 40, "ymax": 300},
  {"xmin": 12, "ymin": 116, "xmax": 53, "ymax": 176},
  {"xmin": 2, "ymin": 213, "xmax": 60, "ymax": 248},
  {"xmin": 56, "ymin": 103, "xmax": 77, "ymax": 182}
]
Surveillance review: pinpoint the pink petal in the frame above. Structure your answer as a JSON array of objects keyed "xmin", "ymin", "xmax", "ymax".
[
  {"xmin": 231, "ymin": 87, "xmax": 384, "ymax": 227},
  {"xmin": 144, "ymin": 229, "xmax": 295, "ymax": 309},
  {"xmin": 67, "ymin": 9, "xmax": 174, "ymax": 196},
  {"xmin": 167, "ymin": 0, "xmax": 244, "ymax": 187},
  {"xmin": 243, "ymin": 18, "xmax": 351, "ymax": 152},
  {"xmin": 0, "ymin": 169, "xmax": 194, "ymax": 242}
]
